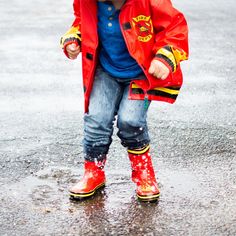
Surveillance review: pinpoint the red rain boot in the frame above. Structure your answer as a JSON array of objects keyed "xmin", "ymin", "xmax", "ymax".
[
  {"xmin": 128, "ymin": 146, "xmax": 160, "ymax": 202},
  {"xmin": 69, "ymin": 159, "xmax": 106, "ymax": 200}
]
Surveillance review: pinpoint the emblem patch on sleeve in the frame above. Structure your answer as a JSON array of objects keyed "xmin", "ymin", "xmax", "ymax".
[{"xmin": 132, "ymin": 15, "xmax": 153, "ymax": 42}]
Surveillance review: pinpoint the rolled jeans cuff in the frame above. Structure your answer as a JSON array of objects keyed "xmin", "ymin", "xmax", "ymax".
[
  {"xmin": 84, "ymin": 145, "xmax": 109, "ymax": 162},
  {"xmin": 121, "ymin": 140, "xmax": 150, "ymax": 151}
]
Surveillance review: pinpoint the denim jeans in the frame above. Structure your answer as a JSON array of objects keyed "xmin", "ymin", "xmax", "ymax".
[{"xmin": 83, "ymin": 66, "xmax": 151, "ymax": 161}]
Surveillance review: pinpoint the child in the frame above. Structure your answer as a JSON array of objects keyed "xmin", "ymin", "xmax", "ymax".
[{"xmin": 60, "ymin": 0, "xmax": 188, "ymax": 202}]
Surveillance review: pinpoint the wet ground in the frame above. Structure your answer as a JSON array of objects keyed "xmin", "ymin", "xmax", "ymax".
[{"xmin": 0, "ymin": 0, "xmax": 236, "ymax": 235}]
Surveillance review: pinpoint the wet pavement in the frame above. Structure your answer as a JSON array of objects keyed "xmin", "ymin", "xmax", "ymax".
[{"xmin": 0, "ymin": 0, "xmax": 236, "ymax": 235}]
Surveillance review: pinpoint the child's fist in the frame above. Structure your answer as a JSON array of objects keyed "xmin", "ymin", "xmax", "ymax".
[
  {"xmin": 148, "ymin": 60, "xmax": 170, "ymax": 80},
  {"xmin": 66, "ymin": 43, "xmax": 80, "ymax": 60}
]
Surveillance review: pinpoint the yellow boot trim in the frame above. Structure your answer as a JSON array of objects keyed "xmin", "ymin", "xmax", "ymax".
[
  {"xmin": 128, "ymin": 145, "xmax": 150, "ymax": 155},
  {"xmin": 137, "ymin": 192, "xmax": 160, "ymax": 202},
  {"xmin": 69, "ymin": 182, "xmax": 105, "ymax": 199}
]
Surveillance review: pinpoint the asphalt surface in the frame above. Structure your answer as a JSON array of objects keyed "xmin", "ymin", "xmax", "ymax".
[{"xmin": 0, "ymin": 0, "xmax": 236, "ymax": 235}]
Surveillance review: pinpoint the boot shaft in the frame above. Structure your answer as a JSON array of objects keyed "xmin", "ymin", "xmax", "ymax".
[
  {"xmin": 83, "ymin": 159, "xmax": 106, "ymax": 179},
  {"xmin": 128, "ymin": 146, "xmax": 160, "ymax": 201},
  {"xmin": 128, "ymin": 146, "xmax": 156, "ymax": 184},
  {"xmin": 69, "ymin": 159, "xmax": 106, "ymax": 198},
  {"xmin": 84, "ymin": 159, "xmax": 106, "ymax": 171}
]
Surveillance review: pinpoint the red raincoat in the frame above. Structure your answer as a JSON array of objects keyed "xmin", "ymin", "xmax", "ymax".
[{"xmin": 61, "ymin": 0, "xmax": 189, "ymax": 112}]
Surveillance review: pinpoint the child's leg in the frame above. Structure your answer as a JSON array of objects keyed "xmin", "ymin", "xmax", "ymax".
[
  {"xmin": 117, "ymin": 85, "xmax": 150, "ymax": 149},
  {"xmin": 117, "ymin": 85, "xmax": 160, "ymax": 202},
  {"xmin": 83, "ymin": 66, "xmax": 123, "ymax": 161},
  {"xmin": 70, "ymin": 66, "xmax": 123, "ymax": 200}
]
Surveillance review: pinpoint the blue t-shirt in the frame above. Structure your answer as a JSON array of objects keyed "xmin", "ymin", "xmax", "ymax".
[{"xmin": 97, "ymin": 2, "xmax": 143, "ymax": 78}]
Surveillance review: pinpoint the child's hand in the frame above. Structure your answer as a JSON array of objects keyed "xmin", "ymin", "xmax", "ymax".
[
  {"xmin": 66, "ymin": 43, "xmax": 80, "ymax": 60},
  {"xmin": 148, "ymin": 60, "xmax": 170, "ymax": 80}
]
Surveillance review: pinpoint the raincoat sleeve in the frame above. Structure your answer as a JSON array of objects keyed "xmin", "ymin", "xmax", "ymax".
[
  {"xmin": 150, "ymin": 0, "xmax": 189, "ymax": 72},
  {"xmin": 60, "ymin": 0, "xmax": 81, "ymax": 58}
]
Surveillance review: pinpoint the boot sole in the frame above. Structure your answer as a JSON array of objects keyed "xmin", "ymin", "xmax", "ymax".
[
  {"xmin": 137, "ymin": 192, "xmax": 160, "ymax": 203},
  {"xmin": 69, "ymin": 182, "xmax": 105, "ymax": 200}
]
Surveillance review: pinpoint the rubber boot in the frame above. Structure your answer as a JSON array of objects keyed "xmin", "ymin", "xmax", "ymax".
[
  {"xmin": 128, "ymin": 146, "xmax": 160, "ymax": 202},
  {"xmin": 69, "ymin": 159, "xmax": 106, "ymax": 200}
]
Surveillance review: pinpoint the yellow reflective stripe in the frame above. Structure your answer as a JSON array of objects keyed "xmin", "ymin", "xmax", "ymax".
[
  {"xmin": 157, "ymin": 48, "xmax": 177, "ymax": 72},
  {"xmin": 66, "ymin": 26, "xmax": 81, "ymax": 34},
  {"xmin": 131, "ymin": 83, "xmax": 141, "ymax": 89},
  {"xmin": 132, "ymin": 84, "xmax": 179, "ymax": 96},
  {"xmin": 153, "ymin": 87, "xmax": 179, "ymax": 95},
  {"xmin": 128, "ymin": 145, "xmax": 150, "ymax": 155},
  {"xmin": 60, "ymin": 26, "xmax": 81, "ymax": 48},
  {"xmin": 171, "ymin": 47, "xmax": 188, "ymax": 64}
]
